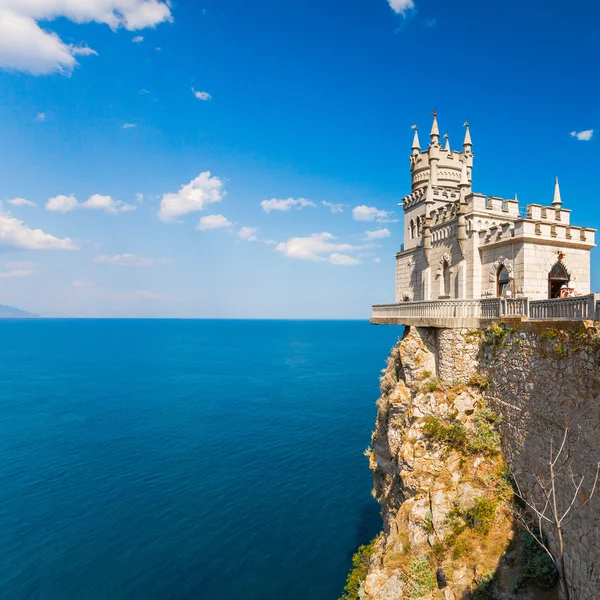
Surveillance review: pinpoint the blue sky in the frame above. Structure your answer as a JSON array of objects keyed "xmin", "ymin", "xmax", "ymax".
[{"xmin": 0, "ymin": 0, "xmax": 598, "ymax": 318}]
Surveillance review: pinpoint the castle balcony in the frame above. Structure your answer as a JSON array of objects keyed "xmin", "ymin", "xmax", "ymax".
[{"xmin": 371, "ymin": 294, "xmax": 600, "ymax": 328}]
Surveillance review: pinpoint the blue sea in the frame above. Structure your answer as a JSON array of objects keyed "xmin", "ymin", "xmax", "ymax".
[{"xmin": 0, "ymin": 320, "xmax": 400, "ymax": 600}]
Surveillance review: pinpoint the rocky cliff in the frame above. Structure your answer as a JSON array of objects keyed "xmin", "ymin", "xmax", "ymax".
[{"xmin": 340, "ymin": 322, "xmax": 600, "ymax": 600}]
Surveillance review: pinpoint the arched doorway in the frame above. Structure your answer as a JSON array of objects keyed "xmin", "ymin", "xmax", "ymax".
[
  {"xmin": 548, "ymin": 262, "xmax": 569, "ymax": 298},
  {"xmin": 497, "ymin": 265, "xmax": 510, "ymax": 297}
]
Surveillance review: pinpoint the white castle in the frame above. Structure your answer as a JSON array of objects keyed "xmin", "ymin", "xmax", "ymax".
[{"xmin": 395, "ymin": 113, "xmax": 596, "ymax": 304}]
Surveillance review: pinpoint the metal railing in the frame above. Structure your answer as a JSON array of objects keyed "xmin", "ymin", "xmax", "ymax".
[{"xmin": 372, "ymin": 294, "xmax": 600, "ymax": 323}]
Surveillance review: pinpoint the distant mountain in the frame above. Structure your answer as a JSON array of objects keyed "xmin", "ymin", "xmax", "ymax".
[{"xmin": 0, "ymin": 305, "xmax": 39, "ymax": 319}]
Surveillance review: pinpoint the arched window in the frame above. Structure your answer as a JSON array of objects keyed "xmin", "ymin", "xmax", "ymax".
[
  {"xmin": 416, "ymin": 216, "xmax": 422, "ymax": 236},
  {"xmin": 548, "ymin": 262, "xmax": 569, "ymax": 298},
  {"xmin": 409, "ymin": 219, "xmax": 415, "ymax": 239},
  {"xmin": 497, "ymin": 265, "xmax": 510, "ymax": 297}
]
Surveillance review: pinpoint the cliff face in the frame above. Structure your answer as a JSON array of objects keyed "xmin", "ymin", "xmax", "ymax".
[{"xmin": 361, "ymin": 326, "xmax": 571, "ymax": 600}]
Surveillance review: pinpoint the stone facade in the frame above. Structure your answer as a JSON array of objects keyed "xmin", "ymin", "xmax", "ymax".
[
  {"xmin": 386, "ymin": 323, "xmax": 600, "ymax": 599},
  {"xmin": 394, "ymin": 115, "xmax": 596, "ymax": 304}
]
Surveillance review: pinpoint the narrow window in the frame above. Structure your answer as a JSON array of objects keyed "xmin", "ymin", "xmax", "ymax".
[{"xmin": 497, "ymin": 265, "xmax": 510, "ymax": 297}]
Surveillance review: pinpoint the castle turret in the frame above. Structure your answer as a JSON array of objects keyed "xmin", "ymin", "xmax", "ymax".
[
  {"xmin": 444, "ymin": 134, "xmax": 451, "ymax": 152},
  {"xmin": 429, "ymin": 112, "xmax": 440, "ymax": 185},
  {"xmin": 459, "ymin": 161, "xmax": 470, "ymax": 203}
]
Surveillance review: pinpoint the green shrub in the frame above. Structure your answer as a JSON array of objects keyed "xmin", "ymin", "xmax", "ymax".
[
  {"xmin": 541, "ymin": 328, "xmax": 558, "ymax": 341},
  {"xmin": 406, "ymin": 556, "xmax": 436, "ymax": 599},
  {"xmin": 474, "ymin": 571, "xmax": 496, "ymax": 598},
  {"xmin": 422, "ymin": 416, "xmax": 468, "ymax": 451},
  {"xmin": 468, "ymin": 371, "xmax": 491, "ymax": 389},
  {"xmin": 463, "ymin": 498, "xmax": 498, "ymax": 534},
  {"xmin": 520, "ymin": 531, "xmax": 558, "ymax": 588},
  {"xmin": 339, "ymin": 538, "xmax": 377, "ymax": 600}
]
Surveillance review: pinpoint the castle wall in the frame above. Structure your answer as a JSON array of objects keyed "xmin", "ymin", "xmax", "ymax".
[
  {"xmin": 521, "ymin": 244, "xmax": 591, "ymax": 299},
  {"xmin": 411, "ymin": 324, "xmax": 600, "ymax": 599}
]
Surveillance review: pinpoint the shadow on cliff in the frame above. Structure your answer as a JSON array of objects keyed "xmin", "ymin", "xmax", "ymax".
[{"xmin": 351, "ymin": 500, "xmax": 382, "ymax": 553}]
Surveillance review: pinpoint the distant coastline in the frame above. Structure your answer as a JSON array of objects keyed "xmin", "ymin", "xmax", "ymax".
[{"xmin": 0, "ymin": 305, "xmax": 39, "ymax": 319}]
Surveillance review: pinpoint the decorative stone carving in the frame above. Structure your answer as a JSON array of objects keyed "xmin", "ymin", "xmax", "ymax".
[
  {"xmin": 488, "ymin": 256, "xmax": 514, "ymax": 283},
  {"xmin": 401, "ymin": 291, "xmax": 414, "ymax": 302},
  {"xmin": 436, "ymin": 253, "xmax": 452, "ymax": 278}
]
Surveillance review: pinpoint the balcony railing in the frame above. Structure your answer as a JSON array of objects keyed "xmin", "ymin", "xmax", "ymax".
[{"xmin": 372, "ymin": 294, "xmax": 600, "ymax": 326}]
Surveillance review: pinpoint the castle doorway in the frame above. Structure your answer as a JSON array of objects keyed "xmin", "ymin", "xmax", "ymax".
[{"xmin": 548, "ymin": 262, "xmax": 569, "ymax": 298}]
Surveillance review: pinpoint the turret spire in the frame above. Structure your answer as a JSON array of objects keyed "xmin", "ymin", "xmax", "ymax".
[
  {"xmin": 443, "ymin": 133, "xmax": 451, "ymax": 152},
  {"xmin": 429, "ymin": 110, "xmax": 440, "ymax": 144},
  {"xmin": 463, "ymin": 120, "xmax": 473, "ymax": 151},
  {"xmin": 411, "ymin": 125, "xmax": 420, "ymax": 154},
  {"xmin": 460, "ymin": 161, "xmax": 469, "ymax": 187},
  {"xmin": 552, "ymin": 177, "xmax": 563, "ymax": 207}
]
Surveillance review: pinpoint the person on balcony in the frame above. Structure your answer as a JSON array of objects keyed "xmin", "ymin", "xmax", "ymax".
[{"xmin": 560, "ymin": 285, "xmax": 569, "ymax": 298}]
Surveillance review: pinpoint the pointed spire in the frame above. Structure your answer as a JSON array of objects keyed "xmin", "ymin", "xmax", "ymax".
[
  {"xmin": 443, "ymin": 133, "xmax": 451, "ymax": 152},
  {"xmin": 514, "ymin": 193, "xmax": 519, "ymax": 203},
  {"xmin": 411, "ymin": 125, "xmax": 420, "ymax": 154},
  {"xmin": 430, "ymin": 110, "xmax": 440, "ymax": 142},
  {"xmin": 463, "ymin": 120, "xmax": 473, "ymax": 151},
  {"xmin": 552, "ymin": 177, "xmax": 563, "ymax": 207}
]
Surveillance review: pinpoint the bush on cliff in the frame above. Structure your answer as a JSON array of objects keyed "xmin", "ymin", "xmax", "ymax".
[{"xmin": 339, "ymin": 537, "xmax": 377, "ymax": 600}]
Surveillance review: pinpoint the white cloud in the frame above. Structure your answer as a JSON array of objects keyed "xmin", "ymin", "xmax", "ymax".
[
  {"xmin": 0, "ymin": 0, "xmax": 172, "ymax": 75},
  {"xmin": 135, "ymin": 193, "xmax": 144, "ymax": 204},
  {"xmin": 8, "ymin": 197, "xmax": 37, "ymax": 207},
  {"xmin": 328, "ymin": 253, "xmax": 361, "ymax": 266},
  {"xmin": 363, "ymin": 228, "xmax": 391, "ymax": 240},
  {"xmin": 47, "ymin": 193, "xmax": 135, "ymax": 214},
  {"xmin": 0, "ymin": 212, "xmax": 76, "ymax": 250},
  {"xmin": 352, "ymin": 205, "xmax": 391, "ymax": 222},
  {"xmin": 0, "ymin": 260, "xmax": 36, "ymax": 277},
  {"xmin": 192, "ymin": 88, "xmax": 212, "ymax": 101},
  {"xmin": 275, "ymin": 232, "xmax": 361, "ymax": 265},
  {"xmin": 83, "ymin": 194, "xmax": 136, "ymax": 214},
  {"xmin": 94, "ymin": 254, "xmax": 172, "ymax": 267},
  {"xmin": 570, "ymin": 129, "xmax": 593, "ymax": 141},
  {"xmin": 35, "ymin": 112, "xmax": 46, "ymax": 121},
  {"xmin": 70, "ymin": 280, "xmax": 96, "ymax": 287},
  {"xmin": 46, "ymin": 194, "xmax": 78, "ymax": 213},
  {"xmin": 158, "ymin": 171, "xmax": 224, "ymax": 222},
  {"xmin": 322, "ymin": 201, "xmax": 344, "ymax": 214},
  {"xmin": 387, "ymin": 0, "xmax": 415, "ymax": 15},
  {"xmin": 238, "ymin": 226, "xmax": 258, "ymax": 242},
  {"xmin": 373, "ymin": 257, "xmax": 381, "ymax": 263},
  {"xmin": 261, "ymin": 198, "xmax": 316, "ymax": 213},
  {"xmin": 139, "ymin": 88, "xmax": 150, "ymax": 94},
  {"xmin": 197, "ymin": 214, "xmax": 232, "ymax": 231},
  {"xmin": 123, "ymin": 123, "xmax": 137, "ymax": 129},
  {"xmin": 132, "ymin": 35, "xmax": 144, "ymax": 43}
]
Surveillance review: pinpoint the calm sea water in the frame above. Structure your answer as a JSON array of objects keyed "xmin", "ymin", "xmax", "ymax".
[{"xmin": 0, "ymin": 319, "xmax": 401, "ymax": 600}]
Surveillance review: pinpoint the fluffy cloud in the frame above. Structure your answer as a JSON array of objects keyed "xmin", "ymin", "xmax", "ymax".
[
  {"xmin": 35, "ymin": 112, "xmax": 46, "ymax": 121},
  {"xmin": 0, "ymin": 0, "xmax": 172, "ymax": 75},
  {"xmin": 0, "ymin": 212, "xmax": 76, "ymax": 250},
  {"xmin": 82, "ymin": 194, "xmax": 136, "ymax": 214},
  {"xmin": 322, "ymin": 201, "xmax": 344, "ymax": 213},
  {"xmin": 570, "ymin": 129, "xmax": 594, "ymax": 141},
  {"xmin": 373, "ymin": 257, "xmax": 381, "ymax": 263},
  {"xmin": 363, "ymin": 228, "xmax": 391, "ymax": 240},
  {"xmin": 46, "ymin": 194, "xmax": 78, "ymax": 213},
  {"xmin": 261, "ymin": 198, "xmax": 316, "ymax": 213},
  {"xmin": 122, "ymin": 123, "xmax": 137, "ymax": 129},
  {"xmin": 352, "ymin": 205, "xmax": 391, "ymax": 222},
  {"xmin": 387, "ymin": 0, "xmax": 415, "ymax": 15},
  {"xmin": 275, "ymin": 232, "xmax": 361, "ymax": 265},
  {"xmin": 197, "ymin": 214, "xmax": 232, "ymax": 231},
  {"xmin": 238, "ymin": 226, "xmax": 258, "ymax": 242},
  {"xmin": 158, "ymin": 171, "xmax": 224, "ymax": 222},
  {"xmin": 94, "ymin": 254, "xmax": 172, "ymax": 267},
  {"xmin": 192, "ymin": 88, "xmax": 212, "ymax": 101},
  {"xmin": 132, "ymin": 35, "xmax": 144, "ymax": 43},
  {"xmin": 46, "ymin": 194, "xmax": 136, "ymax": 214},
  {"xmin": 8, "ymin": 197, "xmax": 37, "ymax": 207}
]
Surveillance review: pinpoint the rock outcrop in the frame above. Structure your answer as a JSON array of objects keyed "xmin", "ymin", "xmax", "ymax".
[{"xmin": 358, "ymin": 327, "xmax": 561, "ymax": 600}]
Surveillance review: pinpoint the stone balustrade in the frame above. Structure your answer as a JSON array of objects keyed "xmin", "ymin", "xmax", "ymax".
[{"xmin": 371, "ymin": 294, "xmax": 600, "ymax": 328}]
